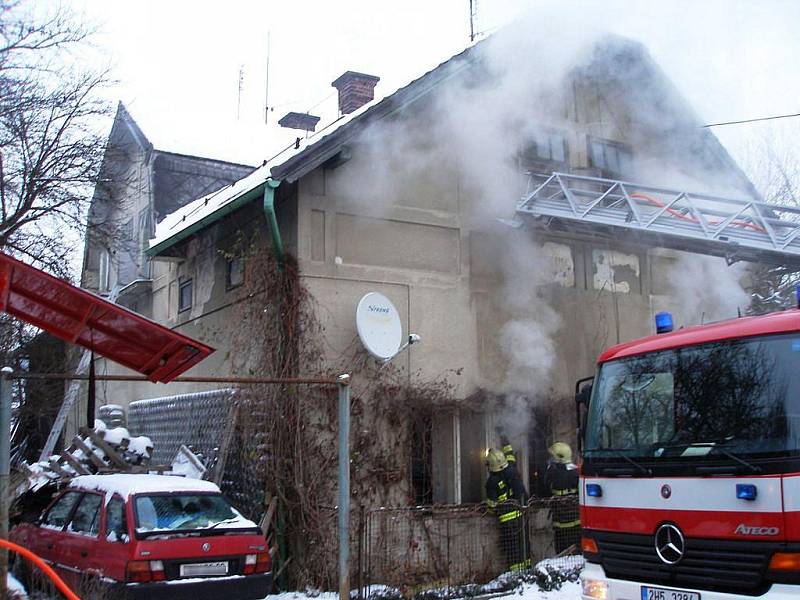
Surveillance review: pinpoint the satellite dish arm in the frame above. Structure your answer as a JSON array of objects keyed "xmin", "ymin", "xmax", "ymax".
[{"xmin": 382, "ymin": 334, "xmax": 420, "ymax": 363}]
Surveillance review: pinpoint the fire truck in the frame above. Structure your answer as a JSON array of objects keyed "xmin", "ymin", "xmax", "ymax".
[{"xmin": 577, "ymin": 310, "xmax": 800, "ymax": 600}]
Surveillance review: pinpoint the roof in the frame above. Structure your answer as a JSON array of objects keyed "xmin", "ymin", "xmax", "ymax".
[
  {"xmin": 598, "ymin": 309, "xmax": 800, "ymax": 363},
  {"xmin": 149, "ymin": 41, "xmax": 479, "ymax": 256},
  {"xmin": 0, "ymin": 252, "xmax": 213, "ymax": 382},
  {"xmin": 69, "ymin": 473, "xmax": 222, "ymax": 498}
]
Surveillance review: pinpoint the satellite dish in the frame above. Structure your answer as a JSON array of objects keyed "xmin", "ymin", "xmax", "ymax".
[{"xmin": 356, "ymin": 292, "xmax": 402, "ymax": 360}]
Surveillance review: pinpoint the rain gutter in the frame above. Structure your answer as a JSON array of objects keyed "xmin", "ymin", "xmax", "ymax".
[{"xmin": 263, "ymin": 178, "xmax": 284, "ymax": 262}]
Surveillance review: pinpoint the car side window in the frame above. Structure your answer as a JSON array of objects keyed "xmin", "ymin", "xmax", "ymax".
[
  {"xmin": 68, "ymin": 492, "xmax": 102, "ymax": 536},
  {"xmin": 42, "ymin": 492, "xmax": 82, "ymax": 530},
  {"xmin": 105, "ymin": 497, "xmax": 129, "ymax": 542}
]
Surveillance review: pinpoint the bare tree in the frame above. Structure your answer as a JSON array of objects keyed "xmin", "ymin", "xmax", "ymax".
[
  {"xmin": 0, "ymin": 1, "xmax": 111, "ymax": 278},
  {"xmin": 738, "ymin": 125, "xmax": 800, "ymax": 314}
]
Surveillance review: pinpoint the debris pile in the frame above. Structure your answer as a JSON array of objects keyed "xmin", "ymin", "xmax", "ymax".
[{"xmin": 20, "ymin": 420, "xmax": 157, "ymax": 495}]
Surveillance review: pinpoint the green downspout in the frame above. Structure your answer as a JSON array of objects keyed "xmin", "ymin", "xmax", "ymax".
[{"xmin": 263, "ymin": 178, "xmax": 284, "ymax": 263}]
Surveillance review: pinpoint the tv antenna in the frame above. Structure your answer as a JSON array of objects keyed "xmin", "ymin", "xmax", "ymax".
[
  {"xmin": 264, "ymin": 30, "xmax": 271, "ymax": 124},
  {"xmin": 237, "ymin": 65, "xmax": 244, "ymax": 120},
  {"xmin": 469, "ymin": 0, "xmax": 479, "ymax": 42}
]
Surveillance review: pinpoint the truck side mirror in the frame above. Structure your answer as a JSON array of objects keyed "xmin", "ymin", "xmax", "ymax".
[{"xmin": 574, "ymin": 376, "xmax": 594, "ymax": 454}]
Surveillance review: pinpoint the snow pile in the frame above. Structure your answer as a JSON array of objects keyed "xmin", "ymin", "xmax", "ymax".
[
  {"xmin": 362, "ymin": 556, "xmax": 584, "ymax": 600},
  {"xmin": 7, "ymin": 572, "xmax": 27, "ymax": 599},
  {"xmin": 69, "ymin": 473, "xmax": 222, "ymax": 499}
]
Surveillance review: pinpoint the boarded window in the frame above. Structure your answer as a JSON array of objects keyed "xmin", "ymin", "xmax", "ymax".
[{"xmin": 226, "ymin": 256, "xmax": 244, "ymax": 289}]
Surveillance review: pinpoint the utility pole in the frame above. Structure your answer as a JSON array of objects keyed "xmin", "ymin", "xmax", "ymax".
[
  {"xmin": 337, "ymin": 373, "xmax": 351, "ymax": 600},
  {"xmin": 0, "ymin": 366, "xmax": 14, "ymax": 598}
]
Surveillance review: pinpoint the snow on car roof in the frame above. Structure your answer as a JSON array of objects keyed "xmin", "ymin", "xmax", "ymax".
[{"xmin": 69, "ymin": 474, "xmax": 222, "ymax": 499}]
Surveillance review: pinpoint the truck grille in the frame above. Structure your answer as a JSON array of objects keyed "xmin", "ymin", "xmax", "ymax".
[{"xmin": 591, "ymin": 530, "xmax": 778, "ymax": 596}]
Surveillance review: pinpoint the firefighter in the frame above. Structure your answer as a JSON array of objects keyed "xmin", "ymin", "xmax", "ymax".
[
  {"xmin": 543, "ymin": 441, "xmax": 580, "ymax": 554},
  {"xmin": 485, "ymin": 447, "xmax": 530, "ymax": 572}
]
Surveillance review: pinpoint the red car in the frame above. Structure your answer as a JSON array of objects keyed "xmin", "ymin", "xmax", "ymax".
[{"xmin": 11, "ymin": 474, "xmax": 272, "ymax": 599}]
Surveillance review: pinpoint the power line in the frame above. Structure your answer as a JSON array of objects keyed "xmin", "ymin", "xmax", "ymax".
[{"xmin": 703, "ymin": 112, "xmax": 800, "ymax": 128}]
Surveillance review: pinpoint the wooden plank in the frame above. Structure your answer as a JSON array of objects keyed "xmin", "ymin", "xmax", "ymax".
[
  {"xmin": 80, "ymin": 428, "xmax": 130, "ymax": 470},
  {"xmin": 46, "ymin": 460, "xmax": 71, "ymax": 478},
  {"xmin": 211, "ymin": 403, "xmax": 240, "ymax": 485},
  {"xmin": 259, "ymin": 495, "xmax": 278, "ymax": 537},
  {"xmin": 59, "ymin": 450, "xmax": 91, "ymax": 475},
  {"xmin": 71, "ymin": 436, "xmax": 107, "ymax": 469}
]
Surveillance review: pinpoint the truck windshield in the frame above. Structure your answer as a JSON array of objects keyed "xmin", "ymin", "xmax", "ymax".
[
  {"xmin": 585, "ymin": 333, "xmax": 800, "ymax": 459},
  {"xmin": 134, "ymin": 493, "xmax": 255, "ymax": 535}
]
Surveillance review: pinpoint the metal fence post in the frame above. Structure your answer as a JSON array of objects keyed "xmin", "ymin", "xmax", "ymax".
[
  {"xmin": 0, "ymin": 365, "xmax": 14, "ymax": 597},
  {"xmin": 338, "ymin": 373, "xmax": 351, "ymax": 600}
]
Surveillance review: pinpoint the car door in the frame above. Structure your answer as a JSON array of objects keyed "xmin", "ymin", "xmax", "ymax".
[
  {"xmin": 31, "ymin": 491, "xmax": 83, "ymax": 563},
  {"xmin": 91, "ymin": 494, "xmax": 131, "ymax": 582},
  {"xmin": 61, "ymin": 491, "xmax": 103, "ymax": 588}
]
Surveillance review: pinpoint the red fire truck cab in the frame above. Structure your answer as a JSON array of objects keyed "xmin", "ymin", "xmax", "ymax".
[{"xmin": 578, "ymin": 309, "xmax": 800, "ymax": 600}]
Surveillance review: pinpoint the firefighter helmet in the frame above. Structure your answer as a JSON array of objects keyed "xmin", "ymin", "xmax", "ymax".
[
  {"xmin": 548, "ymin": 441, "xmax": 573, "ymax": 464},
  {"xmin": 485, "ymin": 448, "xmax": 508, "ymax": 473}
]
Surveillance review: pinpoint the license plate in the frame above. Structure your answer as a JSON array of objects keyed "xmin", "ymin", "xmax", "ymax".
[
  {"xmin": 641, "ymin": 586, "xmax": 700, "ymax": 600},
  {"xmin": 179, "ymin": 561, "xmax": 229, "ymax": 577}
]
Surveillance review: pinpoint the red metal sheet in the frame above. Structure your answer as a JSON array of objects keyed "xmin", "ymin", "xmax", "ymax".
[{"xmin": 0, "ymin": 252, "xmax": 214, "ymax": 382}]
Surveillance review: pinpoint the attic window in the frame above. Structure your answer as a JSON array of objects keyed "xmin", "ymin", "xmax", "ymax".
[{"xmin": 589, "ymin": 137, "xmax": 632, "ymax": 176}]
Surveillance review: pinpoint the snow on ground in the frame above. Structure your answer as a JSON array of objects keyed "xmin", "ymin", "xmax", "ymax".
[
  {"xmin": 266, "ymin": 581, "xmax": 581, "ymax": 600},
  {"xmin": 8, "ymin": 572, "xmax": 27, "ymax": 599}
]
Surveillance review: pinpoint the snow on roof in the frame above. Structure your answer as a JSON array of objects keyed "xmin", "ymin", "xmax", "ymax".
[
  {"xmin": 150, "ymin": 40, "xmax": 480, "ymax": 254},
  {"xmin": 150, "ymin": 105, "xmax": 369, "ymax": 252},
  {"xmin": 69, "ymin": 474, "xmax": 222, "ymax": 499}
]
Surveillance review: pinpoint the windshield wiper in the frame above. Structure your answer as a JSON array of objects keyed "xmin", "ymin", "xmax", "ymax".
[
  {"xmin": 593, "ymin": 449, "xmax": 651, "ymax": 476},
  {"xmin": 654, "ymin": 442, "xmax": 761, "ymax": 474}
]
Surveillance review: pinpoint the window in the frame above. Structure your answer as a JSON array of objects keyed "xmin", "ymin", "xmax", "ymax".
[
  {"xmin": 178, "ymin": 278, "xmax": 193, "ymax": 313},
  {"xmin": 521, "ymin": 131, "xmax": 568, "ymax": 168},
  {"xmin": 106, "ymin": 496, "xmax": 129, "ymax": 542},
  {"xmin": 98, "ymin": 249, "xmax": 110, "ymax": 292},
  {"xmin": 138, "ymin": 208, "xmax": 152, "ymax": 276},
  {"xmin": 42, "ymin": 492, "xmax": 81, "ymax": 529},
  {"xmin": 589, "ymin": 138, "xmax": 632, "ymax": 176},
  {"xmin": 410, "ymin": 411, "xmax": 433, "ymax": 505},
  {"xmin": 226, "ymin": 256, "xmax": 245, "ymax": 289},
  {"xmin": 68, "ymin": 493, "xmax": 103, "ymax": 536}
]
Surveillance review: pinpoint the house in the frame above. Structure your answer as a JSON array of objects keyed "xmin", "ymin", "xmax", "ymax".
[
  {"xmin": 76, "ymin": 30, "xmax": 787, "ymax": 584},
  {"xmin": 71, "ymin": 103, "xmax": 253, "ymax": 438}
]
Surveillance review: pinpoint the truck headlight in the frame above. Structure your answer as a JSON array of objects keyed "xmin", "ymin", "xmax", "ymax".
[{"xmin": 582, "ymin": 578, "xmax": 609, "ymax": 600}]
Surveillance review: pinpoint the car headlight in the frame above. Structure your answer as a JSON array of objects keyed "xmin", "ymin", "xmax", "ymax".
[{"xmin": 582, "ymin": 578, "xmax": 609, "ymax": 600}]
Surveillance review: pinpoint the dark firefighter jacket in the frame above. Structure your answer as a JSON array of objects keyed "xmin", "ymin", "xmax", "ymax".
[
  {"xmin": 486, "ymin": 465, "xmax": 528, "ymax": 523},
  {"xmin": 544, "ymin": 462, "xmax": 580, "ymax": 528}
]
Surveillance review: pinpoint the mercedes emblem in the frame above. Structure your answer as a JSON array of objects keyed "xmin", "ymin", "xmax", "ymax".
[
  {"xmin": 661, "ymin": 484, "xmax": 672, "ymax": 499},
  {"xmin": 655, "ymin": 523, "xmax": 685, "ymax": 565}
]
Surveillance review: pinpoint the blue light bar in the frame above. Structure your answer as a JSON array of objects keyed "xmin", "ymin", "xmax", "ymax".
[
  {"xmin": 655, "ymin": 312, "xmax": 673, "ymax": 334},
  {"xmin": 586, "ymin": 483, "xmax": 603, "ymax": 498},
  {"xmin": 736, "ymin": 484, "xmax": 757, "ymax": 501}
]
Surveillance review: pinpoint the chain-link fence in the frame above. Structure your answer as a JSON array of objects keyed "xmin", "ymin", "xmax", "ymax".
[
  {"xmin": 127, "ymin": 388, "xmax": 236, "ymax": 466},
  {"xmin": 358, "ymin": 496, "xmax": 580, "ymax": 597}
]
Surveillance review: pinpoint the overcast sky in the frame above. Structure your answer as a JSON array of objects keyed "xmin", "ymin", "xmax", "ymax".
[{"xmin": 72, "ymin": 0, "xmax": 799, "ymax": 180}]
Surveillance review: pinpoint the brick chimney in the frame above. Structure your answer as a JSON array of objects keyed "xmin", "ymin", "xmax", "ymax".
[
  {"xmin": 331, "ymin": 71, "xmax": 380, "ymax": 115},
  {"xmin": 278, "ymin": 111, "xmax": 321, "ymax": 132}
]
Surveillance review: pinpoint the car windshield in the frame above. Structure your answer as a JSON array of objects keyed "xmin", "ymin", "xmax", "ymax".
[
  {"xmin": 585, "ymin": 333, "xmax": 800, "ymax": 459},
  {"xmin": 134, "ymin": 493, "xmax": 251, "ymax": 534}
]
